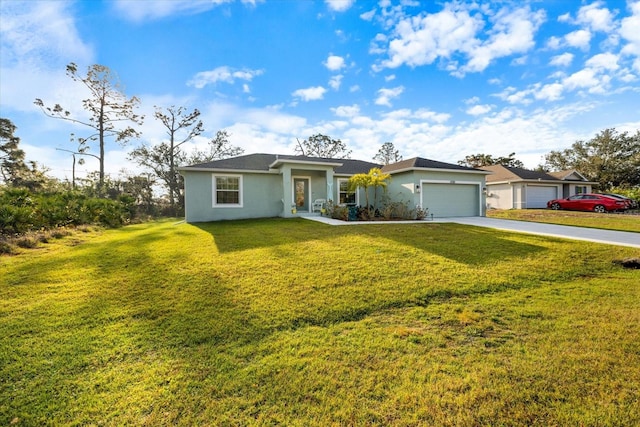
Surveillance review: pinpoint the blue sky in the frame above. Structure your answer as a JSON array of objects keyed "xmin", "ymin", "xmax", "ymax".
[{"xmin": 1, "ymin": 0, "xmax": 639, "ymax": 181}]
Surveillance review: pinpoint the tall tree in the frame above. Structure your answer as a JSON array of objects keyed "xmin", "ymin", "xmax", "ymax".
[
  {"xmin": 0, "ymin": 118, "xmax": 49, "ymax": 190},
  {"xmin": 0, "ymin": 118, "xmax": 26, "ymax": 185},
  {"xmin": 34, "ymin": 63, "xmax": 143, "ymax": 190},
  {"xmin": 130, "ymin": 106, "xmax": 203, "ymax": 214},
  {"xmin": 188, "ymin": 130, "xmax": 244, "ymax": 164},
  {"xmin": 295, "ymin": 134, "xmax": 351, "ymax": 158},
  {"xmin": 542, "ymin": 128, "xmax": 640, "ymax": 189},
  {"xmin": 373, "ymin": 142, "xmax": 403, "ymax": 165},
  {"xmin": 458, "ymin": 152, "xmax": 524, "ymax": 168}
]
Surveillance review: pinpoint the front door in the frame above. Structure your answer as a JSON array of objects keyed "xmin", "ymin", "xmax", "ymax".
[{"xmin": 294, "ymin": 178, "xmax": 309, "ymax": 211}]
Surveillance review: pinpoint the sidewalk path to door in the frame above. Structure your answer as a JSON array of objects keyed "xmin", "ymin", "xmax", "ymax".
[{"xmin": 304, "ymin": 215, "xmax": 640, "ymax": 249}]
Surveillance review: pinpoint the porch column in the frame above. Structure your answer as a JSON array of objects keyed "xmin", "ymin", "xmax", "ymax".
[
  {"xmin": 282, "ymin": 165, "xmax": 293, "ymax": 218},
  {"xmin": 325, "ymin": 168, "xmax": 334, "ymax": 202}
]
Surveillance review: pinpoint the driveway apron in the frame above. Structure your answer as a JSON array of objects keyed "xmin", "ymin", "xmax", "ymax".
[{"xmin": 444, "ymin": 217, "xmax": 640, "ymax": 249}]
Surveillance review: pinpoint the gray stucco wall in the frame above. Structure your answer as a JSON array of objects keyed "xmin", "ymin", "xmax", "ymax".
[
  {"xmin": 183, "ymin": 171, "xmax": 283, "ymax": 222},
  {"xmin": 387, "ymin": 170, "xmax": 487, "ymax": 211}
]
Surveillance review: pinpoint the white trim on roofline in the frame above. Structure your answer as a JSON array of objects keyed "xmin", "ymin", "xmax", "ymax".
[{"xmin": 178, "ymin": 167, "xmax": 275, "ymax": 174}]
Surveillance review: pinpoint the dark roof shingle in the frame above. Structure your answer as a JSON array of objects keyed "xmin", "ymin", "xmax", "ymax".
[{"xmin": 181, "ymin": 153, "xmax": 381, "ymax": 174}]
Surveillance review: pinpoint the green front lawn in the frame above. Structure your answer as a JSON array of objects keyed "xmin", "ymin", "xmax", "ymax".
[
  {"xmin": 1, "ymin": 218, "xmax": 639, "ymax": 425},
  {"xmin": 488, "ymin": 208, "xmax": 640, "ymax": 232}
]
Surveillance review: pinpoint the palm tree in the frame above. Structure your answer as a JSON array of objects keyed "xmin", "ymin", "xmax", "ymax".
[{"xmin": 348, "ymin": 168, "xmax": 391, "ymax": 218}]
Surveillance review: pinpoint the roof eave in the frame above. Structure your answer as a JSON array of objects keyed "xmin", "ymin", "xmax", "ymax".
[
  {"xmin": 178, "ymin": 167, "xmax": 274, "ymax": 174},
  {"xmin": 388, "ymin": 166, "xmax": 491, "ymax": 175},
  {"xmin": 269, "ymin": 159, "xmax": 343, "ymax": 168}
]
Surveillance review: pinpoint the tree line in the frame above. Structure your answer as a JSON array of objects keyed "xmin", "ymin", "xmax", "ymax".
[{"xmin": 2, "ymin": 62, "xmax": 639, "ymax": 235}]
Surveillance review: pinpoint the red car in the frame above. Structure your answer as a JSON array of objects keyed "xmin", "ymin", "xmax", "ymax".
[{"xmin": 547, "ymin": 194, "xmax": 627, "ymax": 213}]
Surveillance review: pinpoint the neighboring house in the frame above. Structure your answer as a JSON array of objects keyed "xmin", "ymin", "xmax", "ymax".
[
  {"xmin": 483, "ymin": 165, "xmax": 597, "ymax": 210},
  {"xmin": 178, "ymin": 153, "xmax": 490, "ymax": 222}
]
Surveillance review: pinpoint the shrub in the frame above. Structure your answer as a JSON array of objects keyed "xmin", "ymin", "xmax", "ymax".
[
  {"xmin": 415, "ymin": 205, "xmax": 428, "ymax": 220},
  {"xmin": 325, "ymin": 200, "xmax": 347, "ymax": 221},
  {"xmin": 0, "ymin": 188, "xmax": 133, "ymax": 235}
]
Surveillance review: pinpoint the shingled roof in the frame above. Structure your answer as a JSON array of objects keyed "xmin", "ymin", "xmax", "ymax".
[
  {"xmin": 483, "ymin": 165, "xmax": 561, "ymax": 182},
  {"xmin": 381, "ymin": 157, "xmax": 485, "ymax": 173},
  {"xmin": 180, "ymin": 153, "xmax": 381, "ymax": 175}
]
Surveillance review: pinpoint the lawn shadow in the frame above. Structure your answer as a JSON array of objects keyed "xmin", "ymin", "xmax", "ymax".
[
  {"xmin": 193, "ymin": 217, "xmax": 337, "ymax": 253},
  {"xmin": 194, "ymin": 219, "xmax": 548, "ymax": 265},
  {"xmin": 352, "ymin": 223, "xmax": 549, "ymax": 266}
]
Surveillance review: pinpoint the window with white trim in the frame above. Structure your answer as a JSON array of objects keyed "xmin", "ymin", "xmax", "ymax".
[
  {"xmin": 575, "ymin": 186, "xmax": 587, "ymax": 195},
  {"xmin": 213, "ymin": 175, "xmax": 242, "ymax": 207},
  {"xmin": 338, "ymin": 179, "xmax": 356, "ymax": 204}
]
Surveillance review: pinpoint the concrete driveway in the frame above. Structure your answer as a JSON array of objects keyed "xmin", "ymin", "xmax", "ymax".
[
  {"xmin": 440, "ymin": 217, "xmax": 640, "ymax": 249},
  {"xmin": 304, "ymin": 215, "xmax": 640, "ymax": 249}
]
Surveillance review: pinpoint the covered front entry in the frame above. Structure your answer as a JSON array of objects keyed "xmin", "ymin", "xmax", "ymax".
[
  {"xmin": 422, "ymin": 182, "xmax": 480, "ymax": 217},
  {"xmin": 293, "ymin": 177, "xmax": 310, "ymax": 211}
]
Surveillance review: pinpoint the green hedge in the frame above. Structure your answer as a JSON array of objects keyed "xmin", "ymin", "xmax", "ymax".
[{"xmin": 0, "ymin": 188, "xmax": 134, "ymax": 234}]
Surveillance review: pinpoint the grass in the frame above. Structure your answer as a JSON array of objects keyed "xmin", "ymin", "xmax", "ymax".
[
  {"xmin": 487, "ymin": 208, "xmax": 640, "ymax": 232},
  {"xmin": 1, "ymin": 218, "xmax": 639, "ymax": 426}
]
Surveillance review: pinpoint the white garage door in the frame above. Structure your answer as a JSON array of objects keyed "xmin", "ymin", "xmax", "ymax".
[
  {"xmin": 422, "ymin": 183, "xmax": 479, "ymax": 217},
  {"xmin": 526, "ymin": 185, "xmax": 557, "ymax": 209}
]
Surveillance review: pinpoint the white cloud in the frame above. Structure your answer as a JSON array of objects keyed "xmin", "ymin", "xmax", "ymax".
[
  {"xmin": 558, "ymin": 13, "xmax": 571, "ymax": 23},
  {"xmin": 535, "ymin": 83, "xmax": 565, "ymax": 101},
  {"xmin": 385, "ymin": 74, "xmax": 396, "ymax": 82},
  {"xmin": 324, "ymin": 55, "xmax": 345, "ymax": 71},
  {"xmin": 292, "ymin": 86, "xmax": 327, "ymax": 101},
  {"xmin": 111, "ymin": 0, "xmax": 248, "ymax": 22},
  {"xmin": 380, "ymin": 4, "xmax": 482, "ymax": 69},
  {"xmin": 546, "ymin": 36, "xmax": 563, "ymax": 50},
  {"xmin": 466, "ymin": 104, "xmax": 492, "ymax": 116},
  {"xmin": 563, "ymin": 68, "xmax": 600, "ymax": 90},
  {"xmin": 586, "ymin": 52, "xmax": 619, "ymax": 70},
  {"xmin": 620, "ymin": 1, "xmax": 640, "ymax": 72},
  {"xmin": 375, "ymin": 86, "xmax": 404, "ymax": 107},
  {"xmin": 187, "ymin": 66, "xmax": 264, "ymax": 89},
  {"xmin": 565, "ymin": 29, "xmax": 592, "ymax": 50},
  {"xmin": 360, "ymin": 8, "xmax": 376, "ymax": 21},
  {"xmin": 575, "ymin": 1, "xmax": 616, "ymax": 32},
  {"xmin": 329, "ymin": 75, "xmax": 343, "ymax": 90},
  {"xmin": 550, "ymin": 52, "xmax": 574, "ymax": 67},
  {"xmin": 375, "ymin": 3, "xmax": 545, "ymax": 76},
  {"xmin": 0, "ymin": 1, "xmax": 95, "ymax": 115},
  {"xmin": 349, "ymin": 85, "xmax": 361, "ymax": 92},
  {"xmin": 325, "ymin": 0, "xmax": 354, "ymax": 12},
  {"xmin": 331, "ymin": 104, "xmax": 360, "ymax": 118},
  {"xmin": 0, "ymin": 1, "xmax": 93, "ymax": 67},
  {"xmin": 462, "ymin": 6, "xmax": 545, "ymax": 74}
]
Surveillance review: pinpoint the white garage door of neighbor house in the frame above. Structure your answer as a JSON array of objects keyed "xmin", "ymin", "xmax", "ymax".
[
  {"xmin": 422, "ymin": 183, "xmax": 479, "ymax": 217},
  {"xmin": 526, "ymin": 185, "xmax": 558, "ymax": 209}
]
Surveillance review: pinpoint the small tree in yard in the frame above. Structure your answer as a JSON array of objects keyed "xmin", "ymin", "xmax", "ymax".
[
  {"xmin": 35, "ymin": 63, "xmax": 143, "ymax": 192},
  {"xmin": 348, "ymin": 167, "xmax": 390, "ymax": 219}
]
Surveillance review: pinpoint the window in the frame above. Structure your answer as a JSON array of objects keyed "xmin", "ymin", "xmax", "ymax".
[
  {"xmin": 338, "ymin": 179, "xmax": 356, "ymax": 204},
  {"xmin": 213, "ymin": 175, "xmax": 242, "ymax": 207},
  {"xmin": 575, "ymin": 186, "xmax": 587, "ymax": 195}
]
